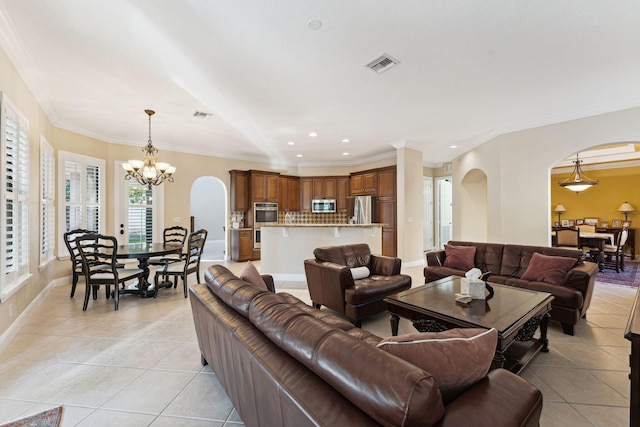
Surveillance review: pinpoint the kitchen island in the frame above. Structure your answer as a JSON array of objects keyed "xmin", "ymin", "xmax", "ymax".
[{"xmin": 260, "ymin": 223, "xmax": 384, "ymax": 281}]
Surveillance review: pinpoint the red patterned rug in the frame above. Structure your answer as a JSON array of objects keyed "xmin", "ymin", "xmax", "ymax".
[
  {"xmin": 0, "ymin": 407, "xmax": 62, "ymax": 427},
  {"xmin": 595, "ymin": 260, "xmax": 640, "ymax": 288}
]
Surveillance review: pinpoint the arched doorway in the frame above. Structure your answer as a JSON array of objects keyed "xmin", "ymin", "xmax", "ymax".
[{"xmin": 191, "ymin": 176, "xmax": 227, "ymax": 261}]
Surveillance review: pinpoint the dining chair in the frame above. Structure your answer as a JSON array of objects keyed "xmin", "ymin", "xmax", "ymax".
[
  {"xmin": 148, "ymin": 226, "xmax": 188, "ymax": 267},
  {"xmin": 153, "ymin": 229, "xmax": 208, "ymax": 298},
  {"xmin": 601, "ymin": 227, "xmax": 628, "ymax": 273},
  {"xmin": 577, "ymin": 224, "xmax": 596, "ymax": 233},
  {"xmin": 555, "ymin": 228, "xmax": 580, "ymax": 249},
  {"xmin": 76, "ymin": 233, "xmax": 145, "ymax": 311}
]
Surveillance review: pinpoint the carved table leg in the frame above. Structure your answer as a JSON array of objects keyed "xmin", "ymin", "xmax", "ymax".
[{"xmin": 540, "ymin": 312, "xmax": 550, "ymax": 353}]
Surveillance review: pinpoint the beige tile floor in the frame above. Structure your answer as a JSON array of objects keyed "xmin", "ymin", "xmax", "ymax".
[{"xmin": 0, "ymin": 260, "xmax": 635, "ymax": 426}]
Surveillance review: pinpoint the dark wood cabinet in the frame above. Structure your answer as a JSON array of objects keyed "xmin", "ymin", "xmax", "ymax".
[
  {"xmin": 250, "ymin": 171, "xmax": 278, "ymax": 203},
  {"xmin": 300, "ymin": 178, "xmax": 313, "ymax": 212},
  {"xmin": 336, "ymin": 177, "xmax": 348, "ymax": 213},
  {"xmin": 278, "ymin": 176, "xmax": 300, "ymax": 212},
  {"xmin": 376, "ymin": 166, "xmax": 397, "ymax": 257},
  {"xmin": 351, "ymin": 170, "xmax": 377, "ymax": 195},
  {"xmin": 230, "ymin": 229, "xmax": 254, "ymax": 261},
  {"xmin": 229, "ymin": 170, "xmax": 249, "ymax": 212},
  {"xmin": 323, "ymin": 178, "xmax": 337, "ymax": 199}
]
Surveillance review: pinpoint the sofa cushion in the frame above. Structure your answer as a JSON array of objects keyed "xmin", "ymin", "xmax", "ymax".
[
  {"xmin": 314, "ymin": 243, "xmax": 371, "ymax": 268},
  {"xmin": 521, "ymin": 252, "xmax": 578, "ymax": 286},
  {"xmin": 443, "ymin": 244, "xmax": 476, "ymax": 271},
  {"xmin": 248, "ymin": 292, "xmax": 446, "ymax": 427},
  {"xmin": 377, "ymin": 328, "xmax": 497, "ymax": 404},
  {"xmin": 345, "ymin": 274, "xmax": 412, "ymax": 305},
  {"xmin": 239, "ymin": 261, "xmax": 269, "ymax": 291},
  {"xmin": 205, "ymin": 265, "xmax": 267, "ymax": 317}
]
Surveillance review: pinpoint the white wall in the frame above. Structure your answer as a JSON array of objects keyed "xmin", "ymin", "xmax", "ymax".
[
  {"xmin": 191, "ymin": 176, "xmax": 226, "ymax": 240},
  {"xmin": 396, "ymin": 146, "xmax": 425, "ymax": 266},
  {"xmin": 453, "ymin": 107, "xmax": 640, "ymax": 245}
]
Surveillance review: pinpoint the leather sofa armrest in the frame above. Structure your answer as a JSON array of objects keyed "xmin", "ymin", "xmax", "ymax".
[
  {"xmin": 435, "ymin": 369, "xmax": 542, "ymax": 427},
  {"xmin": 261, "ymin": 274, "xmax": 276, "ymax": 293},
  {"xmin": 426, "ymin": 250, "xmax": 445, "ymax": 267},
  {"xmin": 561, "ymin": 261, "xmax": 597, "ymax": 293},
  {"xmin": 304, "ymin": 259, "xmax": 354, "ymax": 310},
  {"xmin": 370, "ymin": 254, "xmax": 402, "ymax": 276}
]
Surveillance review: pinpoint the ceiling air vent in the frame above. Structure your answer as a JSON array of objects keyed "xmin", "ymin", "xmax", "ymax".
[
  {"xmin": 365, "ymin": 54, "xmax": 400, "ymax": 74},
  {"xmin": 193, "ymin": 111, "xmax": 212, "ymax": 118}
]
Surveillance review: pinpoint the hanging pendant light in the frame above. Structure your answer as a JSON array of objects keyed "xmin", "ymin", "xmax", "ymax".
[
  {"xmin": 122, "ymin": 110, "xmax": 176, "ymax": 188},
  {"xmin": 558, "ymin": 154, "xmax": 598, "ymax": 194}
]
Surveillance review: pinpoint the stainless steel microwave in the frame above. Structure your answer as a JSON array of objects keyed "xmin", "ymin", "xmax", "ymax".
[{"xmin": 312, "ymin": 199, "xmax": 336, "ymax": 213}]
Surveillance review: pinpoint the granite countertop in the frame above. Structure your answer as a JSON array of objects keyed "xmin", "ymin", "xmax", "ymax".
[{"xmin": 260, "ymin": 223, "xmax": 385, "ymax": 227}]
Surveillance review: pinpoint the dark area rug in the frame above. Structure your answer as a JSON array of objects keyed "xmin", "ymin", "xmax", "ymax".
[
  {"xmin": 595, "ymin": 260, "xmax": 640, "ymax": 288},
  {"xmin": 0, "ymin": 407, "xmax": 62, "ymax": 427}
]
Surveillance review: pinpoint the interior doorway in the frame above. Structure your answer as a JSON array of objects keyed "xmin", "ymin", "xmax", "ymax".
[
  {"xmin": 435, "ymin": 177, "xmax": 452, "ymax": 249},
  {"xmin": 191, "ymin": 176, "xmax": 227, "ymax": 261}
]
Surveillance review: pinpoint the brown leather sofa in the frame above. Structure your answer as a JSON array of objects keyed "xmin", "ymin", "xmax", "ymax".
[
  {"xmin": 425, "ymin": 241, "xmax": 598, "ymax": 335},
  {"xmin": 189, "ymin": 264, "xmax": 543, "ymax": 427},
  {"xmin": 303, "ymin": 243, "xmax": 411, "ymax": 326}
]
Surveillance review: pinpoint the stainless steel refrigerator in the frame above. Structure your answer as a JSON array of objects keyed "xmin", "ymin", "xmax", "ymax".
[{"xmin": 348, "ymin": 195, "xmax": 377, "ymax": 224}]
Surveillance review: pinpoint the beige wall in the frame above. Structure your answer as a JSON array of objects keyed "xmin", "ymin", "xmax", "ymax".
[{"xmin": 397, "ymin": 147, "xmax": 425, "ymax": 265}]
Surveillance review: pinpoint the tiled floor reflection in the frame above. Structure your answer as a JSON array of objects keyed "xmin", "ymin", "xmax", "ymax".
[{"xmin": 0, "ymin": 260, "xmax": 635, "ymax": 426}]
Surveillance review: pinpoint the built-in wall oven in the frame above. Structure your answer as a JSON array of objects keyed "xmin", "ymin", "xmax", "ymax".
[{"xmin": 254, "ymin": 202, "xmax": 278, "ymax": 249}]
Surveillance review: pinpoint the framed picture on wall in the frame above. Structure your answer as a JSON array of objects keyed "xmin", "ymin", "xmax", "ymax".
[
  {"xmin": 575, "ymin": 219, "xmax": 585, "ymax": 225},
  {"xmin": 584, "ymin": 218, "xmax": 599, "ymax": 226},
  {"xmin": 601, "ymin": 221, "xmax": 609, "ymax": 228},
  {"xmin": 623, "ymin": 221, "xmax": 632, "ymax": 228},
  {"xmin": 612, "ymin": 219, "xmax": 622, "ymax": 228},
  {"xmin": 561, "ymin": 219, "xmax": 569, "ymax": 227},
  {"xmin": 568, "ymin": 220, "xmax": 575, "ymax": 226}
]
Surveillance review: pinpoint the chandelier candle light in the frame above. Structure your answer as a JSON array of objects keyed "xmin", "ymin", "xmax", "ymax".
[
  {"xmin": 122, "ymin": 109, "xmax": 175, "ymax": 187},
  {"xmin": 558, "ymin": 154, "xmax": 598, "ymax": 194}
]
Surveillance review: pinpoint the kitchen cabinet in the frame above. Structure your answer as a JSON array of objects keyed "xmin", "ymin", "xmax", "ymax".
[
  {"xmin": 250, "ymin": 171, "xmax": 279, "ymax": 203},
  {"xmin": 230, "ymin": 229, "xmax": 254, "ymax": 261},
  {"xmin": 278, "ymin": 176, "xmax": 300, "ymax": 212},
  {"xmin": 229, "ymin": 170, "xmax": 249, "ymax": 212},
  {"xmin": 300, "ymin": 178, "xmax": 313, "ymax": 212},
  {"xmin": 336, "ymin": 177, "xmax": 348, "ymax": 212},
  {"xmin": 350, "ymin": 170, "xmax": 377, "ymax": 195},
  {"xmin": 376, "ymin": 166, "xmax": 397, "ymax": 257}
]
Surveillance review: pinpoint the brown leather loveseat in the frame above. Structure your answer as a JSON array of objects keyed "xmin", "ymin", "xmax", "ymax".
[
  {"xmin": 425, "ymin": 241, "xmax": 598, "ymax": 335},
  {"xmin": 189, "ymin": 264, "xmax": 543, "ymax": 427},
  {"xmin": 303, "ymin": 243, "xmax": 411, "ymax": 326}
]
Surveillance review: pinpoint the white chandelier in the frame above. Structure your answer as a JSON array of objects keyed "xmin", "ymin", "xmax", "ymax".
[{"xmin": 122, "ymin": 109, "xmax": 175, "ymax": 187}]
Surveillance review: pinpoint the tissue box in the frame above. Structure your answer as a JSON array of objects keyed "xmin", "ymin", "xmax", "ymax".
[{"xmin": 460, "ymin": 278, "xmax": 486, "ymax": 300}]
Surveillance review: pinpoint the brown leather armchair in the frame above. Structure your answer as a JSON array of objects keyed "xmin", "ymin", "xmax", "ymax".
[{"xmin": 304, "ymin": 243, "xmax": 411, "ymax": 326}]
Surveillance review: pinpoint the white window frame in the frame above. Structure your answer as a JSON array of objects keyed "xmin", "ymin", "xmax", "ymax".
[
  {"xmin": 114, "ymin": 160, "xmax": 164, "ymax": 244},
  {"xmin": 57, "ymin": 151, "xmax": 105, "ymax": 258},
  {"xmin": 0, "ymin": 92, "xmax": 31, "ymax": 300},
  {"xmin": 40, "ymin": 136, "xmax": 55, "ymax": 267}
]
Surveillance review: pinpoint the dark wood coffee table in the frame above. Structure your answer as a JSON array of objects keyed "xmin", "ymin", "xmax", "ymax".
[{"xmin": 385, "ymin": 276, "xmax": 554, "ymax": 374}]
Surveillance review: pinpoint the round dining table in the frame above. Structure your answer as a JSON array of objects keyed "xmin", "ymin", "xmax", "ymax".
[{"xmin": 116, "ymin": 242, "xmax": 183, "ymax": 297}]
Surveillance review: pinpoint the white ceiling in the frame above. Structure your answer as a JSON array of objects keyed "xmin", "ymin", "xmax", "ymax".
[{"xmin": 2, "ymin": 1, "xmax": 640, "ymax": 168}]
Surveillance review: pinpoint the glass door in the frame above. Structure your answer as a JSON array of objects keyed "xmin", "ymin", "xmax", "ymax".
[{"xmin": 435, "ymin": 177, "xmax": 452, "ymax": 249}]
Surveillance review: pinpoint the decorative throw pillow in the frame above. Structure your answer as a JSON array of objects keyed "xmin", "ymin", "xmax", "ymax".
[
  {"xmin": 350, "ymin": 266, "xmax": 370, "ymax": 280},
  {"xmin": 521, "ymin": 252, "xmax": 577, "ymax": 286},
  {"xmin": 239, "ymin": 261, "xmax": 269, "ymax": 291},
  {"xmin": 443, "ymin": 244, "xmax": 476, "ymax": 271},
  {"xmin": 377, "ymin": 328, "xmax": 497, "ymax": 404}
]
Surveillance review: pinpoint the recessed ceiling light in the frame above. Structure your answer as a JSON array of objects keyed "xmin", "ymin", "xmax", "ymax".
[
  {"xmin": 296, "ymin": 154, "xmax": 303, "ymax": 158},
  {"xmin": 309, "ymin": 132, "xmax": 317, "ymax": 137},
  {"xmin": 288, "ymin": 141, "xmax": 295, "ymax": 145},
  {"xmin": 342, "ymin": 138, "xmax": 350, "ymax": 143},
  {"xmin": 342, "ymin": 152, "xmax": 349, "ymax": 156},
  {"xmin": 449, "ymin": 145, "xmax": 458, "ymax": 149},
  {"xmin": 307, "ymin": 19, "xmax": 322, "ymax": 31}
]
